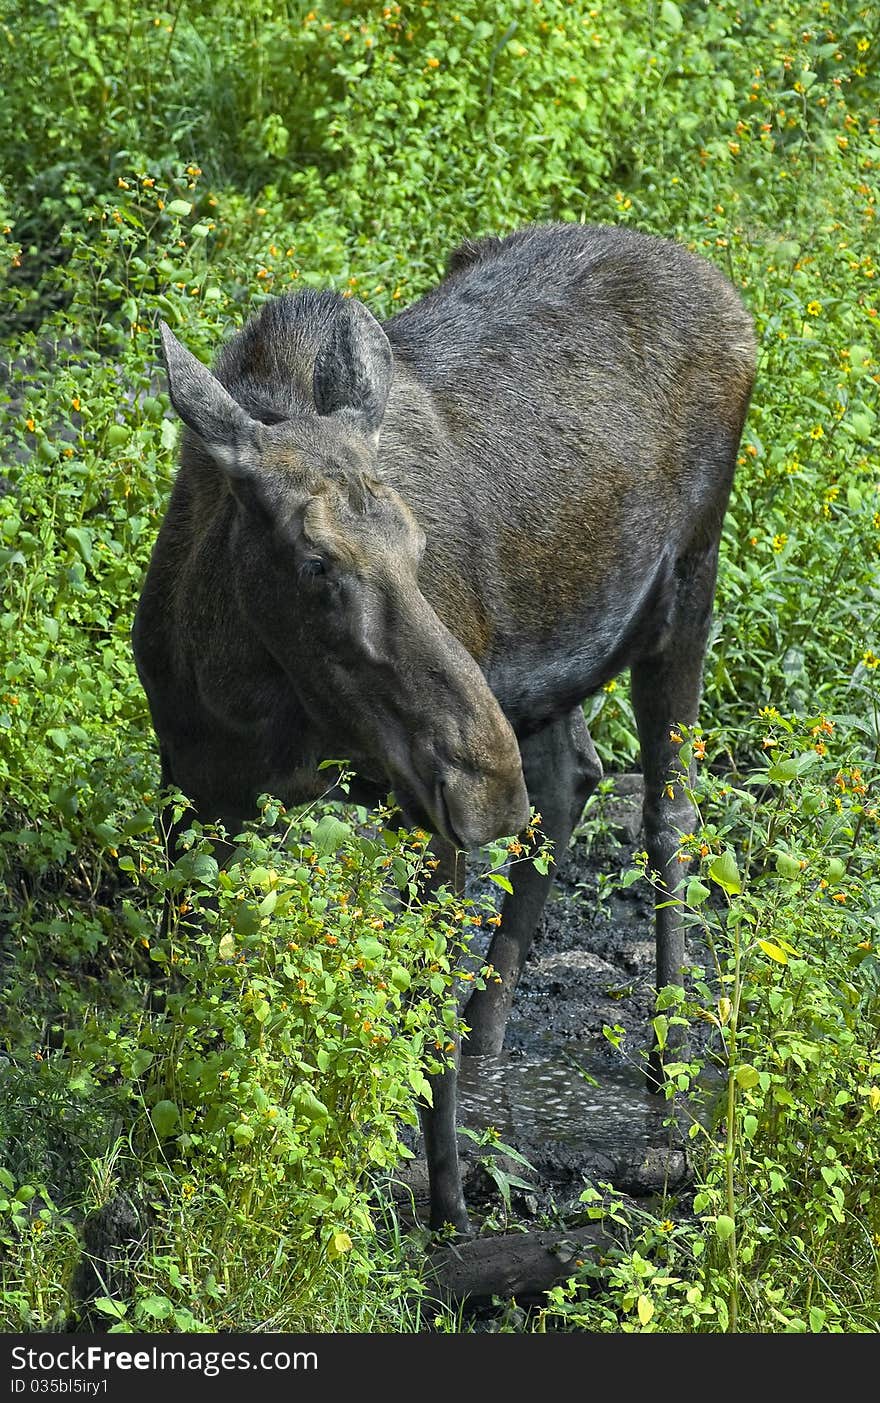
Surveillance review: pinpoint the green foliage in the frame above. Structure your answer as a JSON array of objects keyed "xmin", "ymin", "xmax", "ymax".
[
  {"xmin": 1, "ymin": 794, "xmax": 476, "ymax": 1330},
  {"xmin": 1, "ymin": 0, "xmax": 879, "ymax": 1334},
  {"xmin": 542, "ymin": 709, "xmax": 880, "ymax": 1332}
]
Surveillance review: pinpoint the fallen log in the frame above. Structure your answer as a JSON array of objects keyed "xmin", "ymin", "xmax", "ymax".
[{"xmin": 425, "ymin": 1222, "xmax": 613, "ymax": 1306}]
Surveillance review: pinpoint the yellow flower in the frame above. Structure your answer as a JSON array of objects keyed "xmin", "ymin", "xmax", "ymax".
[
  {"xmin": 862, "ymin": 649, "xmax": 880, "ymax": 670},
  {"xmin": 772, "ymin": 533, "xmax": 787, "ymax": 552},
  {"xmin": 807, "ymin": 300, "xmax": 821, "ymax": 315},
  {"xmin": 810, "ymin": 424, "xmax": 824, "ymax": 440}
]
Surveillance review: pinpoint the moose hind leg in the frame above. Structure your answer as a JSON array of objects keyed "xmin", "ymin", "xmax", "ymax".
[
  {"xmin": 462, "ymin": 708, "xmax": 603, "ymax": 1056},
  {"xmin": 630, "ymin": 548, "xmax": 718, "ymax": 1059}
]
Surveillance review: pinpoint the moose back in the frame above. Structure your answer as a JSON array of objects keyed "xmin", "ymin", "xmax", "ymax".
[{"xmin": 133, "ymin": 223, "xmax": 755, "ymax": 1232}]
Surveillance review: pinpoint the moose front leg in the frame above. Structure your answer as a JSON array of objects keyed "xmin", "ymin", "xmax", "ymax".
[
  {"xmin": 461, "ymin": 708, "xmax": 603, "ymax": 1056},
  {"xmin": 417, "ymin": 838, "xmax": 471, "ymax": 1233}
]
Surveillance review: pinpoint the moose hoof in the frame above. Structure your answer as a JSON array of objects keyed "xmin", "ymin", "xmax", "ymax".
[{"xmin": 430, "ymin": 1208, "xmax": 473, "ymax": 1239}]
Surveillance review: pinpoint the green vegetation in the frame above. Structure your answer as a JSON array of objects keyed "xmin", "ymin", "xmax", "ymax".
[{"xmin": 1, "ymin": 0, "xmax": 878, "ymax": 1333}]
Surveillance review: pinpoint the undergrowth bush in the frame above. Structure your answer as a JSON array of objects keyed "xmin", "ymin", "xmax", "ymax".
[
  {"xmin": 1, "ymin": 791, "xmax": 478, "ymax": 1331},
  {"xmin": 1, "ymin": 0, "xmax": 878, "ymax": 1333},
  {"xmin": 539, "ymin": 707, "xmax": 880, "ymax": 1332}
]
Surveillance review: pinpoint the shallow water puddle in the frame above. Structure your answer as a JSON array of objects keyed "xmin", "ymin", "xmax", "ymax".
[{"xmin": 457, "ymin": 1041, "xmax": 676, "ymax": 1153}]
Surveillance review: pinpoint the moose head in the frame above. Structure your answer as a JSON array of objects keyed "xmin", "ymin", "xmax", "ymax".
[{"xmin": 157, "ymin": 299, "xmax": 529, "ymax": 849}]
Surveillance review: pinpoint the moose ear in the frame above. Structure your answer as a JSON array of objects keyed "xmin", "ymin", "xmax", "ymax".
[
  {"xmin": 159, "ymin": 321, "xmax": 262, "ymax": 478},
  {"xmin": 312, "ymin": 299, "xmax": 393, "ymax": 441}
]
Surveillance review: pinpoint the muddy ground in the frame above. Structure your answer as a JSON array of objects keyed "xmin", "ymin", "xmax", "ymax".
[{"xmin": 395, "ymin": 773, "xmax": 718, "ymax": 1235}]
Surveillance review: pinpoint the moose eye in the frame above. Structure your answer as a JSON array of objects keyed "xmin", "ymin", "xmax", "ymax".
[{"xmin": 300, "ymin": 556, "xmax": 327, "ymax": 579}]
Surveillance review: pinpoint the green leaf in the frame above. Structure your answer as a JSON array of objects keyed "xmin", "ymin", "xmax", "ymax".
[
  {"xmin": 234, "ymin": 903, "xmax": 260, "ymax": 936},
  {"xmin": 774, "ymin": 851, "xmax": 802, "ymax": 879},
  {"xmin": 758, "ymin": 939, "xmax": 788, "ymax": 965},
  {"xmin": 166, "ymin": 199, "xmax": 193, "ymax": 216},
  {"xmin": 356, "ymin": 936, "xmax": 384, "ymax": 962},
  {"xmin": 328, "ymin": 1230, "xmax": 352, "ymax": 1258},
  {"xmin": 138, "ymin": 1295, "xmax": 173, "ymax": 1320},
  {"xmin": 685, "ymin": 878, "xmax": 711, "ymax": 906},
  {"xmin": 293, "ymin": 1085, "xmax": 329, "ymax": 1121},
  {"xmin": 64, "ymin": 526, "xmax": 93, "ymax": 564},
  {"xmin": 151, "ymin": 1100, "xmax": 180, "ymax": 1139},
  {"xmin": 736, "ymin": 1063, "xmax": 760, "ymax": 1089},
  {"xmin": 715, "ymin": 1215, "xmax": 735, "ymax": 1242},
  {"xmin": 652, "ymin": 1015, "xmax": 668, "ymax": 1050},
  {"xmin": 708, "ymin": 849, "xmax": 741, "ymax": 895},
  {"xmin": 312, "ymin": 814, "xmax": 352, "ymax": 855},
  {"xmin": 488, "ymin": 872, "xmax": 513, "ymax": 894},
  {"xmin": 408, "ymin": 1067, "xmax": 432, "ymax": 1100},
  {"xmin": 218, "ymin": 933, "xmax": 235, "ymax": 960},
  {"xmin": 94, "ymin": 1297, "xmax": 127, "ymax": 1319},
  {"xmin": 767, "ymin": 757, "xmax": 800, "ymax": 782},
  {"xmin": 660, "ymin": 0, "xmax": 683, "ymax": 32},
  {"xmin": 637, "ymin": 1294, "xmax": 655, "ymax": 1325}
]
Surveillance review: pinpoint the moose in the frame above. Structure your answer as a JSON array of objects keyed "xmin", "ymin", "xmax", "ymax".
[{"xmin": 133, "ymin": 222, "xmax": 755, "ymax": 1236}]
